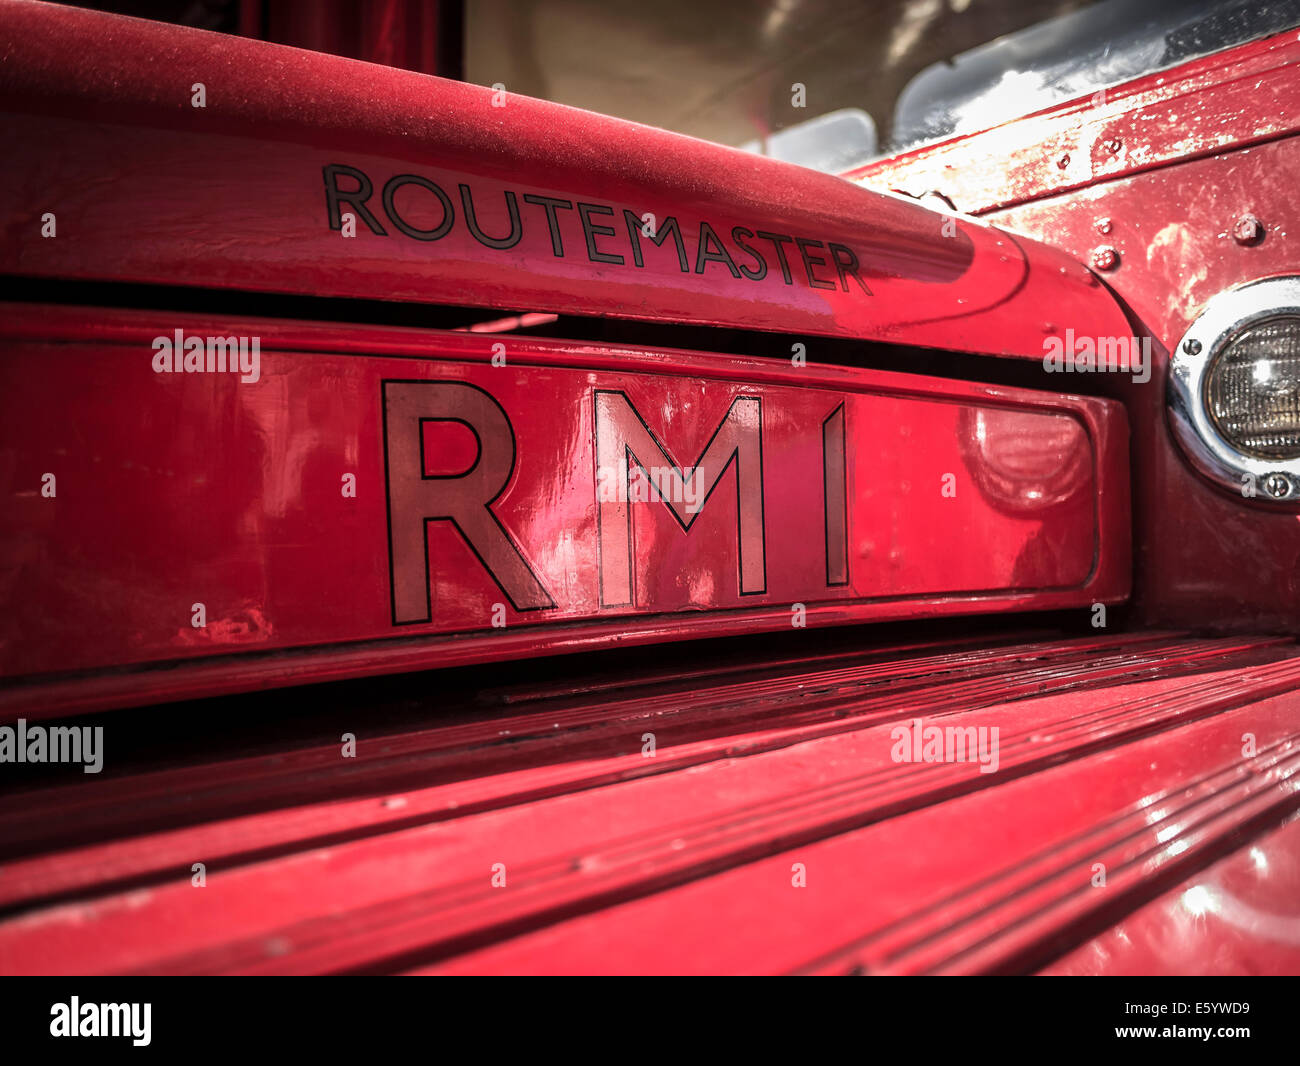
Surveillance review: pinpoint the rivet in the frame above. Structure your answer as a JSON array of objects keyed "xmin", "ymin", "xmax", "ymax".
[
  {"xmin": 1091, "ymin": 245, "xmax": 1119, "ymax": 270},
  {"xmin": 1233, "ymin": 214, "xmax": 1264, "ymax": 245}
]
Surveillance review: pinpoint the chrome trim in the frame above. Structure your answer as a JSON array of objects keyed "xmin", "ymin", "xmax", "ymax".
[{"xmin": 1168, "ymin": 276, "xmax": 1300, "ymax": 505}]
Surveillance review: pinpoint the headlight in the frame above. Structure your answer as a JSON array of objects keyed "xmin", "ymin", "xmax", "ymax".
[
  {"xmin": 1169, "ymin": 278, "xmax": 1300, "ymax": 503},
  {"xmin": 1205, "ymin": 317, "xmax": 1300, "ymax": 460}
]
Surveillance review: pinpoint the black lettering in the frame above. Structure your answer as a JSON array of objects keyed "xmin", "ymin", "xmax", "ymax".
[
  {"xmin": 830, "ymin": 242, "xmax": 872, "ymax": 295},
  {"xmin": 755, "ymin": 231, "xmax": 795, "ymax": 285},
  {"xmin": 796, "ymin": 238, "xmax": 836, "ymax": 290},
  {"xmin": 382, "ymin": 174, "xmax": 454, "ymax": 241},
  {"xmin": 324, "ymin": 164, "xmax": 386, "ymax": 235},
  {"xmin": 459, "ymin": 184, "xmax": 523, "ymax": 249},
  {"xmin": 731, "ymin": 227, "xmax": 768, "ymax": 281},
  {"xmin": 384, "ymin": 381, "xmax": 554, "ymax": 622},
  {"xmin": 578, "ymin": 202, "xmax": 624, "ymax": 264},
  {"xmin": 523, "ymin": 194, "xmax": 574, "ymax": 257},
  {"xmin": 623, "ymin": 209, "xmax": 690, "ymax": 272},
  {"xmin": 695, "ymin": 221, "xmax": 742, "ymax": 278}
]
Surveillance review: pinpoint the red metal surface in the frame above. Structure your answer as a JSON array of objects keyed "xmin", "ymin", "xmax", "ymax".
[
  {"xmin": 0, "ymin": 630, "xmax": 1208, "ymax": 910},
  {"xmin": 0, "ymin": 304, "xmax": 1129, "ymax": 715},
  {"xmin": 1043, "ymin": 810, "xmax": 1300, "ymax": 976},
  {"xmin": 985, "ymin": 142, "xmax": 1300, "ymax": 634},
  {"xmin": 843, "ymin": 33, "xmax": 1300, "ymax": 963},
  {"xmin": 2, "ymin": 632, "xmax": 1297, "ymax": 975},
  {"xmin": 3, "ymin": 3, "xmax": 1299, "ymax": 980},
  {"xmin": 0, "ymin": 1, "xmax": 1129, "ymax": 361},
  {"xmin": 843, "ymin": 28, "xmax": 1300, "ymax": 215},
  {"xmin": 851, "ymin": 27, "xmax": 1300, "ymax": 635}
]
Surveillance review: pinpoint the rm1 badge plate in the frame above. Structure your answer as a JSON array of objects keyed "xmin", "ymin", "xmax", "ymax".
[{"xmin": 0, "ymin": 309, "xmax": 1130, "ymax": 714}]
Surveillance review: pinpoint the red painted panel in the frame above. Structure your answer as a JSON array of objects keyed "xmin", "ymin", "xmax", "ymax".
[
  {"xmin": 1, "ymin": 634, "xmax": 1294, "ymax": 976},
  {"xmin": 0, "ymin": 633, "xmax": 1277, "ymax": 916},
  {"xmin": 418, "ymin": 685, "xmax": 1300, "ymax": 977},
  {"xmin": 984, "ymin": 140, "xmax": 1300, "ymax": 633},
  {"xmin": 844, "ymin": 28, "xmax": 1300, "ymax": 214},
  {"xmin": 1043, "ymin": 812, "xmax": 1300, "ymax": 976},
  {"xmin": 0, "ymin": 0, "xmax": 1129, "ymax": 361},
  {"xmin": 0, "ymin": 306, "xmax": 1128, "ymax": 715},
  {"xmin": 850, "ymin": 30, "xmax": 1300, "ymax": 633}
]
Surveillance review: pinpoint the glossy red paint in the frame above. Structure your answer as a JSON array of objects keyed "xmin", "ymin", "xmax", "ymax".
[
  {"xmin": 0, "ymin": 1, "xmax": 1128, "ymax": 361},
  {"xmin": 0, "ymin": 305, "xmax": 1128, "ymax": 716},
  {"xmin": 423, "ymin": 654, "xmax": 1300, "ymax": 977},
  {"xmin": 1044, "ymin": 811, "xmax": 1300, "ymax": 976},
  {"xmin": 851, "ymin": 27, "xmax": 1300, "ymax": 634},
  {"xmin": 2, "ymin": 632, "xmax": 1297, "ymax": 975},
  {"xmin": 0, "ymin": 630, "xmax": 1192, "ymax": 911},
  {"xmin": 830, "ymin": 32, "xmax": 1300, "ymax": 976},
  {"xmin": 987, "ymin": 144, "xmax": 1300, "ymax": 634},
  {"xmin": 2, "ymin": 1, "xmax": 1298, "ymax": 981}
]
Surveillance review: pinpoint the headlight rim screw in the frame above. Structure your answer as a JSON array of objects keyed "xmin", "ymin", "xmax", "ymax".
[{"xmin": 1264, "ymin": 472, "xmax": 1293, "ymax": 499}]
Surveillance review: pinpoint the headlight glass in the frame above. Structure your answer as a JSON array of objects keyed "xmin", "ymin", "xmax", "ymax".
[{"xmin": 1205, "ymin": 316, "xmax": 1300, "ymax": 460}]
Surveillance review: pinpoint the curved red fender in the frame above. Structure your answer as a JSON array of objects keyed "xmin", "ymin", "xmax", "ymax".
[{"xmin": 0, "ymin": 0, "xmax": 1129, "ymax": 361}]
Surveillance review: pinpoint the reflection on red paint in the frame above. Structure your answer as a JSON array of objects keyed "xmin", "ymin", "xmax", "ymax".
[
  {"xmin": 460, "ymin": 314, "xmax": 561, "ymax": 333},
  {"xmin": 0, "ymin": 307, "xmax": 1129, "ymax": 713}
]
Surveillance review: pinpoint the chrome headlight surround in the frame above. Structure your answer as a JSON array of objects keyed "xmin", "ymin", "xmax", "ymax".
[{"xmin": 1168, "ymin": 276, "xmax": 1300, "ymax": 505}]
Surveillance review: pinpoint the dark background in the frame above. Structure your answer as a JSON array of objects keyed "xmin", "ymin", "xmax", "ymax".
[{"xmin": 58, "ymin": 0, "xmax": 1092, "ymax": 147}]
